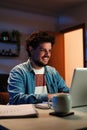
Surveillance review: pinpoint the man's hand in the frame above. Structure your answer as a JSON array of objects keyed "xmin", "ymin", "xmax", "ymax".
[
  {"xmin": 48, "ymin": 93, "xmax": 65, "ymax": 100},
  {"xmin": 48, "ymin": 93, "xmax": 57, "ymax": 100}
]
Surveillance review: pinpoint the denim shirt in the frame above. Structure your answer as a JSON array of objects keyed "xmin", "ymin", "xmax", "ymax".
[{"xmin": 7, "ymin": 60, "xmax": 70, "ymax": 105}]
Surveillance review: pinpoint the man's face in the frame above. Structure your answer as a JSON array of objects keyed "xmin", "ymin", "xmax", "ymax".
[{"xmin": 30, "ymin": 42, "xmax": 52, "ymax": 68}]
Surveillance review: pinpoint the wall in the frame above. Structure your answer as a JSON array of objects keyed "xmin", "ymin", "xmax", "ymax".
[
  {"xmin": 58, "ymin": 2, "xmax": 87, "ymax": 63},
  {"xmin": 0, "ymin": 8, "xmax": 57, "ymax": 74},
  {"xmin": 1, "ymin": 2, "xmax": 87, "ymax": 74}
]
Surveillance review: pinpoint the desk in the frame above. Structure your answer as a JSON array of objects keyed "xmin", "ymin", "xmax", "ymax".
[{"xmin": 0, "ymin": 106, "xmax": 87, "ymax": 130}]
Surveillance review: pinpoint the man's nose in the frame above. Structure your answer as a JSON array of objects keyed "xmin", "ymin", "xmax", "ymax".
[{"xmin": 45, "ymin": 50, "xmax": 51, "ymax": 56}]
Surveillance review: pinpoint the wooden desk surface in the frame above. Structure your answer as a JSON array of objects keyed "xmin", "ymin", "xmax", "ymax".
[{"xmin": 0, "ymin": 106, "xmax": 87, "ymax": 130}]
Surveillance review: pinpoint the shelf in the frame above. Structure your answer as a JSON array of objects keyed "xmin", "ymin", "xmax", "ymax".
[{"xmin": 0, "ymin": 42, "xmax": 20, "ymax": 57}]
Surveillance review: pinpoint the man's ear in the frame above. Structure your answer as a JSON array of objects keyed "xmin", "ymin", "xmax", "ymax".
[
  {"xmin": 29, "ymin": 46, "xmax": 33, "ymax": 52},
  {"xmin": 28, "ymin": 46, "xmax": 33, "ymax": 56}
]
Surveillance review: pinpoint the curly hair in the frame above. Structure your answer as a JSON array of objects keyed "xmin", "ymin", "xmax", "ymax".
[{"xmin": 26, "ymin": 31, "xmax": 55, "ymax": 57}]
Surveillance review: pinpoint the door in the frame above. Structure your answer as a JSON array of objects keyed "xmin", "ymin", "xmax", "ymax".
[
  {"xmin": 64, "ymin": 27, "xmax": 84, "ymax": 86},
  {"xmin": 48, "ymin": 24, "xmax": 85, "ymax": 87}
]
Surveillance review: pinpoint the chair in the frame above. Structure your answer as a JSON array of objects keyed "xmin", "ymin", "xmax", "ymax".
[
  {"xmin": 0, "ymin": 92, "xmax": 9, "ymax": 104},
  {"xmin": 0, "ymin": 74, "xmax": 9, "ymax": 104}
]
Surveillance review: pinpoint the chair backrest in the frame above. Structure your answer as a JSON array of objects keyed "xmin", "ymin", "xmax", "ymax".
[
  {"xmin": 0, "ymin": 92, "xmax": 9, "ymax": 104},
  {"xmin": 0, "ymin": 74, "xmax": 9, "ymax": 92},
  {"xmin": 0, "ymin": 74, "xmax": 9, "ymax": 104}
]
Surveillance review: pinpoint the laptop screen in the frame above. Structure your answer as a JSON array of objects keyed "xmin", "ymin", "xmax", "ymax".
[{"xmin": 70, "ymin": 68, "xmax": 87, "ymax": 108}]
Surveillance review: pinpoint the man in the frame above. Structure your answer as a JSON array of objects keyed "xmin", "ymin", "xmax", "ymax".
[{"xmin": 7, "ymin": 31, "xmax": 69, "ymax": 105}]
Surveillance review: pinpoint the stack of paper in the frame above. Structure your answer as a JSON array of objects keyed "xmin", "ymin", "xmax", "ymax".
[{"xmin": 0, "ymin": 104, "xmax": 38, "ymax": 118}]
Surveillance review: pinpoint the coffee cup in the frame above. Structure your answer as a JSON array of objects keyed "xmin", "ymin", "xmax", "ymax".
[{"xmin": 51, "ymin": 93, "xmax": 72, "ymax": 113}]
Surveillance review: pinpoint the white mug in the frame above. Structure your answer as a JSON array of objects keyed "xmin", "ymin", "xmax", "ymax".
[{"xmin": 51, "ymin": 93, "xmax": 72, "ymax": 113}]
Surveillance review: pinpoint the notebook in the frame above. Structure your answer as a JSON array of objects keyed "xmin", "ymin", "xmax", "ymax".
[
  {"xmin": 70, "ymin": 68, "xmax": 87, "ymax": 108},
  {"xmin": 0, "ymin": 104, "xmax": 38, "ymax": 118}
]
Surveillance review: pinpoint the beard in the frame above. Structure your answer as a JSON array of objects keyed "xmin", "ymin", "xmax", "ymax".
[
  {"xmin": 30, "ymin": 55, "xmax": 50, "ymax": 68},
  {"xmin": 34, "ymin": 56, "xmax": 50, "ymax": 67},
  {"xmin": 34, "ymin": 60, "xmax": 47, "ymax": 67}
]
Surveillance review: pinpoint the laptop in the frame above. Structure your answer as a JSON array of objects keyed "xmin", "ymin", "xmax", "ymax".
[{"xmin": 70, "ymin": 68, "xmax": 87, "ymax": 108}]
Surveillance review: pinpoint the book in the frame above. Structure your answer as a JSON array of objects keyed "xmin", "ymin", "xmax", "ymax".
[{"xmin": 0, "ymin": 104, "xmax": 38, "ymax": 118}]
